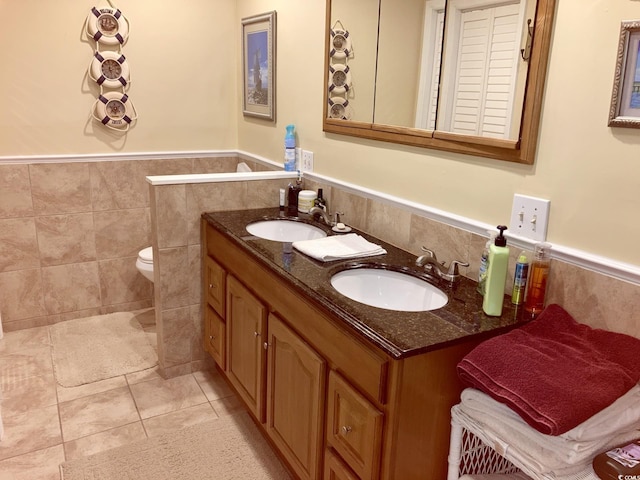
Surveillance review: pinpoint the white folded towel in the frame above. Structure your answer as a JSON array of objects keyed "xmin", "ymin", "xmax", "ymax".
[
  {"xmin": 457, "ymin": 386, "xmax": 640, "ymax": 474},
  {"xmin": 292, "ymin": 233, "xmax": 386, "ymax": 262}
]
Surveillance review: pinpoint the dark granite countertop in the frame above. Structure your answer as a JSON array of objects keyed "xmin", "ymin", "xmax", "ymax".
[{"xmin": 203, "ymin": 207, "xmax": 528, "ymax": 360}]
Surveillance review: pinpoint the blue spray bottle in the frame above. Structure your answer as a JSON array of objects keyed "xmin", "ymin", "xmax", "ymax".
[{"xmin": 284, "ymin": 125, "xmax": 296, "ymax": 171}]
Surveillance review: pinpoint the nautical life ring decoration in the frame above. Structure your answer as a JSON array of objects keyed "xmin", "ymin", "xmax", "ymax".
[
  {"xmin": 328, "ymin": 96, "xmax": 352, "ymax": 120},
  {"xmin": 92, "ymin": 91, "xmax": 138, "ymax": 131},
  {"xmin": 330, "ymin": 28, "xmax": 352, "ymax": 59},
  {"xmin": 89, "ymin": 51, "xmax": 130, "ymax": 88},
  {"xmin": 86, "ymin": 6, "xmax": 130, "ymax": 46},
  {"xmin": 328, "ymin": 64, "xmax": 351, "ymax": 95}
]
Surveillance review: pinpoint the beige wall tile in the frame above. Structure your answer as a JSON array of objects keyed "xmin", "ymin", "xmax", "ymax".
[
  {"xmin": 30, "ymin": 163, "xmax": 91, "ymax": 215},
  {"xmin": 364, "ymin": 199, "xmax": 412, "ymax": 250},
  {"xmin": 155, "ymin": 185, "xmax": 188, "ymax": 249},
  {"xmin": 159, "ymin": 307, "xmax": 194, "ymax": 368},
  {"xmin": 329, "ymin": 189, "xmax": 368, "ymax": 231},
  {"xmin": 36, "ymin": 213, "xmax": 96, "ymax": 266},
  {"xmin": 47, "ymin": 307, "xmax": 102, "ymax": 325},
  {"xmin": 0, "ymin": 269, "xmax": 46, "ymax": 321},
  {"xmin": 160, "ymin": 362, "xmax": 193, "ymax": 379},
  {"xmin": 190, "ymin": 304, "xmax": 204, "ymax": 362},
  {"xmin": 90, "ymin": 160, "xmax": 149, "ymax": 211},
  {"xmin": 0, "ymin": 164, "xmax": 33, "ymax": 218},
  {"xmin": 94, "ymin": 208, "xmax": 151, "ymax": 259},
  {"xmin": 100, "ymin": 299, "xmax": 153, "ymax": 315},
  {"xmin": 157, "ymin": 247, "xmax": 190, "ymax": 309},
  {"xmin": 98, "ymin": 257, "xmax": 153, "ymax": 306},
  {"xmin": 246, "ymin": 179, "xmax": 292, "ymax": 209},
  {"xmin": 185, "ymin": 182, "xmax": 248, "ymax": 245},
  {"xmin": 42, "ymin": 262, "xmax": 101, "ymax": 314},
  {"xmin": 188, "ymin": 245, "xmax": 202, "ymax": 307},
  {"xmin": 192, "ymin": 156, "xmax": 239, "ymax": 173},
  {"xmin": 0, "ymin": 218, "xmax": 40, "ymax": 272}
]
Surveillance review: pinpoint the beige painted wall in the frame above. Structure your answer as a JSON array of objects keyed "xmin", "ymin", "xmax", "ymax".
[
  {"xmin": 0, "ymin": 0, "xmax": 237, "ymax": 155},
  {"xmin": 237, "ymin": 0, "xmax": 640, "ymax": 268},
  {"xmin": 2, "ymin": 0, "xmax": 640, "ymax": 269}
]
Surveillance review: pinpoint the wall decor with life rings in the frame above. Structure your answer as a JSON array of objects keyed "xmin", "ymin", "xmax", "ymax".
[
  {"xmin": 85, "ymin": 2, "xmax": 137, "ymax": 132},
  {"xmin": 327, "ymin": 20, "xmax": 353, "ymax": 120}
]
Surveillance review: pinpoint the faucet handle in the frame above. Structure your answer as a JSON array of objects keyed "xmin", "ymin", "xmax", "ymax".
[
  {"xmin": 420, "ymin": 246, "xmax": 436, "ymax": 257},
  {"xmin": 447, "ymin": 260, "xmax": 470, "ymax": 276}
]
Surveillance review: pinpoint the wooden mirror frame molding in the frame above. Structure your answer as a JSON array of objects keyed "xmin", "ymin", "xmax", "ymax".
[{"xmin": 322, "ymin": 0, "xmax": 557, "ymax": 165}]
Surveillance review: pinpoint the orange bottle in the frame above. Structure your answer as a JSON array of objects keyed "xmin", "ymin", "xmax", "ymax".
[{"xmin": 524, "ymin": 242, "xmax": 551, "ymax": 317}]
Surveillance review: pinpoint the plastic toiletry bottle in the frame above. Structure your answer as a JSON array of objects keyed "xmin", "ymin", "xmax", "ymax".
[
  {"xmin": 592, "ymin": 438, "xmax": 640, "ymax": 479},
  {"xmin": 279, "ymin": 188, "xmax": 285, "ymax": 211},
  {"xmin": 482, "ymin": 225, "xmax": 509, "ymax": 317},
  {"xmin": 286, "ymin": 174, "xmax": 302, "ymax": 216},
  {"xmin": 314, "ymin": 188, "xmax": 327, "ymax": 212},
  {"xmin": 511, "ymin": 251, "xmax": 529, "ymax": 305},
  {"xmin": 284, "ymin": 125, "xmax": 296, "ymax": 171},
  {"xmin": 524, "ymin": 242, "xmax": 552, "ymax": 317},
  {"xmin": 477, "ymin": 229, "xmax": 498, "ymax": 295}
]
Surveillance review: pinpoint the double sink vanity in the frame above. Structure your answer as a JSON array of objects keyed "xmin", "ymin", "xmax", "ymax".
[{"xmin": 201, "ymin": 207, "xmax": 524, "ymax": 479}]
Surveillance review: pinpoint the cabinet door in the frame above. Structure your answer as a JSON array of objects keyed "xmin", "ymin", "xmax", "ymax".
[
  {"xmin": 204, "ymin": 305, "xmax": 225, "ymax": 370},
  {"xmin": 327, "ymin": 371, "xmax": 383, "ymax": 480},
  {"xmin": 266, "ymin": 313, "xmax": 326, "ymax": 480},
  {"xmin": 204, "ymin": 255, "xmax": 226, "ymax": 318},
  {"xmin": 324, "ymin": 449, "xmax": 359, "ymax": 480},
  {"xmin": 226, "ymin": 275, "xmax": 267, "ymax": 422}
]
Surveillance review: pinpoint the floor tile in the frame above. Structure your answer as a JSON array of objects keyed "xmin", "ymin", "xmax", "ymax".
[
  {"xmin": 0, "ymin": 347, "xmax": 53, "ymax": 389},
  {"xmin": 56, "ymin": 375, "xmax": 127, "ymax": 403},
  {"xmin": 143, "ymin": 403, "xmax": 218, "ymax": 437},
  {"xmin": 63, "ymin": 422, "xmax": 147, "ymax": 460},
  {"xmin": 2, "ymin": 374, "xmax": 57, "ymax": 414},
  {"xmin": 0, "ymin": 444, "xmax": 65, "ymax": 480},
  {"xmin": 193, "ymin": 368, "xmax": 234, "ymax": 401},
  {"xmin": 125, "ymin": 365, "xmax": 163, "ymax": 385},
  {"xmin": 58, "ymin": 386, "xmax": 139, "ymax": 441},
  {"xmin": 0, "ymin": 326, "xmax": 50, "ymax": 355},
  {"xmin": 211, "ymin": 394, "xmax": 246, "ymax": 418},
  {"xmin": 0, "ymin": 405, "xmax": 61, "ymax": 461},
  {"xmin": 129, "ymin": 374, "xmax": 208, "ymax": 419}
]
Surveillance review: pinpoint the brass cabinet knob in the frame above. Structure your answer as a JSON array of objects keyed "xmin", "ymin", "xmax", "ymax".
[{"xmin": 342, "ymin": 425, "xmax": 352, "ymax": 434}]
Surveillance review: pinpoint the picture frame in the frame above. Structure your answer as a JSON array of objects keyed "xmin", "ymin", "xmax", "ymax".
[
  {"xmin": 609, "ymin": 20, "xmax": 640, "ymax": 128},
  {"xmin": 242, "ymin": 11, "xmax": 276, "ymax": 121}
]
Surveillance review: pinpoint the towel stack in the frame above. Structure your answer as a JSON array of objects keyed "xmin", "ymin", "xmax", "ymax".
[
  {"xmin": 453, "ymin": 304, "xmax": 640, "ymax": 478},
  {"xmin": 292, "ymin": 233, "xmax": 386, "ymax": 262}
]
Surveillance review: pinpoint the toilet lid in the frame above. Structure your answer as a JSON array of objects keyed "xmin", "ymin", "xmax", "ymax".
[{"xmin": 138, "ymin": 247, "xmax": 153, "ymax": 263}]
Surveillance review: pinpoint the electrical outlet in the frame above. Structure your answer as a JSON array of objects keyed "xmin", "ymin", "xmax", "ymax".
[
  {"xmin": 509, "ymin": 194, "xmax": 550, "ymax": 242},
  {"xmin": 302, "ymin": 150, "xmax": 314, "ymax": 172},
  {"xmin": 295, "ymin": 147, "xmax": 302, "ymax": 170}
]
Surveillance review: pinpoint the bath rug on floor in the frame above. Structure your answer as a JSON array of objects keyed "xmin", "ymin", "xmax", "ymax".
[
  {"xmin": 60, "ymin": 412, "xmax": 292, "ymax": 480},
  {"xmin": 50, "ymin": 311, "xmax": 157, "ymax": 387}
]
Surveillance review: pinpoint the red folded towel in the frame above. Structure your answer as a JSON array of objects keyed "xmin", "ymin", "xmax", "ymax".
[{"xmin": 457, "ymin": 304, "xmax": 640, "ymax": 435}]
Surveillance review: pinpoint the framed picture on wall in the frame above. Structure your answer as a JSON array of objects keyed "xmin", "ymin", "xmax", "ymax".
[
  {"xmin": 242, "ymin": 11, "xmax": 276, "ymax": 121},
  {"xmin": 609, "ymin": 20, "xmax": 640, "ymax": 128}
]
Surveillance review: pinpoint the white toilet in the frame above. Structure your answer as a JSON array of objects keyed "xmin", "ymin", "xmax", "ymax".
[{"xmin": 136, "ymin": 247, "xmax": 154, "ymax": 283}]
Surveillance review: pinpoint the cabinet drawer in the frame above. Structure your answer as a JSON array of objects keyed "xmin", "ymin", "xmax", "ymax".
[
  {"xmin": 326, "ymin": 371, "xmax": 383, "ymax": 480},
  {"xmin": 324, "ymin": 449, "xmax": 359, "ymax": 480},
  {"xmin": 204, "ymin": 255, "xmax": 226, "ymax": 317},
  {"xmin": 204, "ymin": 305, "xmax": 225, "ymax": 370}
]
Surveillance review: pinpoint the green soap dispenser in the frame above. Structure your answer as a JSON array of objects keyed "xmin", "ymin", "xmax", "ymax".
[{"xmin": 482, "ymin": 225, "xmax": 509, "ymax": 317}]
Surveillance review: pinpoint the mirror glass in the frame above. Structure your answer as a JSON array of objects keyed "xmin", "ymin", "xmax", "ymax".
[{"xmin": 324, "ymin": 0, "xmax": 555, "ymax": 163}]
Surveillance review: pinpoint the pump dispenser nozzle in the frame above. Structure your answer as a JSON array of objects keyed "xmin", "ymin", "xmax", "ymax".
[{"xmin": 495, "ymin": 225, "xmax": 508, "ymax": 247}]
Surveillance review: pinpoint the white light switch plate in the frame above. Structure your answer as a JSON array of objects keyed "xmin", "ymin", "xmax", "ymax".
[{"xmin": 509, "ymin": 194, "xmax": 550, "ymax": 242}]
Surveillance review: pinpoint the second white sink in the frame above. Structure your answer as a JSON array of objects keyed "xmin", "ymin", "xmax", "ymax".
[
  {"xmin": 246, "ymin": 219, "xmax": 327, "ymax": 243},
  {"xmin": 331, "ymin": 267, "xmax": 448, "ymax": 312}
]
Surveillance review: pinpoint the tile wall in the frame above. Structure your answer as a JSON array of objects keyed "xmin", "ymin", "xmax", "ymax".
[
  {"xmin": 0, "ymin": 156, "xmax": 247, "ymax": 332},
  {"xmin": 149, "ymin": 176, "xmax": 293, "ymax": 378}
]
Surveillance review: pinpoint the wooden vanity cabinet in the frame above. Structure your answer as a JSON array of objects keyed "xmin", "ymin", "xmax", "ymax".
[
  {"xmin": 225, "ymin": 274, "xmax": 267, "ymax": 422},
  {"xmin": 204, "ymin": 305, "xmax": 225, "ymax": 369},
  {"xmin": 203, "ymin": 219, "xmax": 479, "ymax": 480},
  {"xmin": 266, "ymin": 313, "xmax": 326, "ymax": 480}
]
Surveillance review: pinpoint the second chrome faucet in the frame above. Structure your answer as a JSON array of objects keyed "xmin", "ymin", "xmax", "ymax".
[{"xmin": 416, "ymin": 247, "xmax": 468, "ymax": 284}]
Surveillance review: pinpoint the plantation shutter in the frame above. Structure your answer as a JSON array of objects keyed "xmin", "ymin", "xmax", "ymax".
[
  {"xmin": 450, "ymin": 3, "xmax": 520, "ymax": 138},
  {"xmin": 426, "ymin": 10, "xmax": 446, "ymax": 130}
]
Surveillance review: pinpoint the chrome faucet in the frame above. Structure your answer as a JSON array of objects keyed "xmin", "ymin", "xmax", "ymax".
[
  {"xmin": 308, "ymin": 206, "xmax": 333, "ymax": 225},
  {"xmin": 416, "ymin": 246, "xmax": 469, "ymax": 284}
]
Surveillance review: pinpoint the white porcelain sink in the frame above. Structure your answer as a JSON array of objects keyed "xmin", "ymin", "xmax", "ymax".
[
  {"xmin": 331, "ymin": 267, "xmax": 448, "ymax": 312},
  {"xmin": 246, "ymin": 219, "xmax": 327, "ymax": 243}
]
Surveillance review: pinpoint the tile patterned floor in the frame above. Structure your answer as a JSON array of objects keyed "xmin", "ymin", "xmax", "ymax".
[{"xmin": 0, "ymin": 317, "xmax": 243, "ymax": 479}]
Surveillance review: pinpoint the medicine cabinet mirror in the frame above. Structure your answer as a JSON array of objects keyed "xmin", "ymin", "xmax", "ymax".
[{"xmin": 323, "ymin": 0, "xmax": 556, "ymax": 164}]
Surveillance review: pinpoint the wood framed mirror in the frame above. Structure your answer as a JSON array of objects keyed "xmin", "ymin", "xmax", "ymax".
[{"xmin": 322, "ymin": 0, "xmax": 556, "ymax": 164}]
